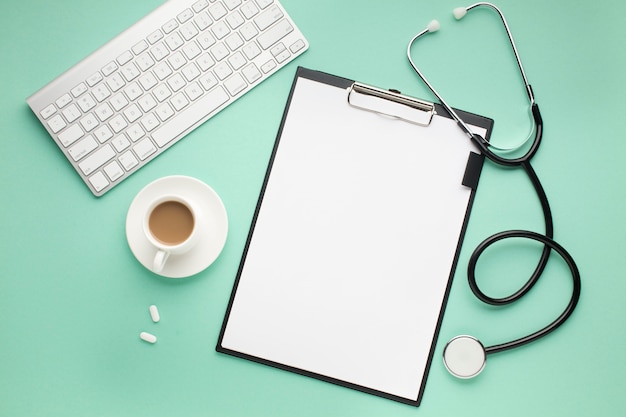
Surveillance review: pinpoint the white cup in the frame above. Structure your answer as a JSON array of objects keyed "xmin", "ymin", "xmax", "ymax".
[{"xmin": 143, "ymin": 195, "xmax": 199, "ymax": 273}]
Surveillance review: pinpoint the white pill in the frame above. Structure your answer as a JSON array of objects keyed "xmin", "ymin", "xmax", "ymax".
[
  {"xmin": 149, "ymin": 304, "xmax": 160, "ymax": 322},
  {"xmin": 140, "ymin": 331, "xmax": 157, "ymax": 343}
]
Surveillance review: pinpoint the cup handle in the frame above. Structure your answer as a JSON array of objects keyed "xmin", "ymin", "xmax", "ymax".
[{"xmin": 153, "ymin": 250, "xmax": 170, "ymax": 273}]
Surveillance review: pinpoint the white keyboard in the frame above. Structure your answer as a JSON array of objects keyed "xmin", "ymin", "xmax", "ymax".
[{"xmin": 26, "ymin": 0, "xmax": 308, "ymax": 196}]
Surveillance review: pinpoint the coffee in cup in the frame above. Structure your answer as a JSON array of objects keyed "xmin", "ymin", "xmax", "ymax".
[{"xmin": 143, "ymin": 195, "xmax": 199, "ymax": 273}]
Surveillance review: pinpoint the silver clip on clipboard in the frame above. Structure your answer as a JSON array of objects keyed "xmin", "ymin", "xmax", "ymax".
[
  {"xmin": 217, "ymin": 68, "xmax": 493, "ymax": 407},
  {"xmin": 347, "ymin": 82, "xmax": 435, "ymax": 126}
]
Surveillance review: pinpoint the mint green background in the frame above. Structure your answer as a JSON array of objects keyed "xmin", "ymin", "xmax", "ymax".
[{"xmin": 1, "ymin": 0, "xmax": 625, "ymax": 415}]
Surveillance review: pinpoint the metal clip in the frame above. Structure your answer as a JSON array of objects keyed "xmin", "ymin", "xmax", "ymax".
[{"xmin": 347, "ymin": 82, "xmax": 434, "ymax": 126}]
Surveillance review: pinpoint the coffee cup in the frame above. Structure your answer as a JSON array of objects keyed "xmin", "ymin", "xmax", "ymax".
[{"xmin": 143, "ymin": 195, "xmax": 199, "ymax": 273}]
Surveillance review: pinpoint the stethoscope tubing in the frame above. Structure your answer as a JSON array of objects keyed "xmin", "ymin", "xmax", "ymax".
[
  {"xmin": 469, "ymin": 229, "xmax": 581, "ymax": 355},
  {"xmin": 408, "ymin": 2, "xmax": 581, "ymax": 360}
]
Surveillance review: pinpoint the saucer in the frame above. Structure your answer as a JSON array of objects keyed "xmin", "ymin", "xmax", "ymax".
[{"xmin": 126, "ymin": 175, "xmax": 228, "ymax": 278}]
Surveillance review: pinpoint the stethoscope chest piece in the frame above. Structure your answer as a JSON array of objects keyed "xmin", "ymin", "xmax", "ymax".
[{"xmin": 443, "ymin": 335, "xmax": 487, "ymax": 379}]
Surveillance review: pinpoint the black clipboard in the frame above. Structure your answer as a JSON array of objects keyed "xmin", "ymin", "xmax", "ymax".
[{"xmin": 217, "ymin": 67, "xmax": 493, "ymax": 406}]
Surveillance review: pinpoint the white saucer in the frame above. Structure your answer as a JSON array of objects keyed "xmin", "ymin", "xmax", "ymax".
[{"xmin": 126, "ymin": 175, "xmax": 228, "ymax": 278}]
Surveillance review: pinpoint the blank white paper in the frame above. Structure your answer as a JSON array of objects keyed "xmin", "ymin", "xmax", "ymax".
[{"xmin": 220, "ymin": 76, "xmax": 484, "ymax": 402}]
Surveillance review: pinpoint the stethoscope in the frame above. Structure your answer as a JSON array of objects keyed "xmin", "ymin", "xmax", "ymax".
[{"xmin": 407, "ymin": 2, "xmax": 581, "ymax": 379}]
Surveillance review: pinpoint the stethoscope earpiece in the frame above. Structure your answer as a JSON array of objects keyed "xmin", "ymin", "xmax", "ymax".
[{"xmin": 443, "ymin": 335, "xmax": 486, "ymax": 379}]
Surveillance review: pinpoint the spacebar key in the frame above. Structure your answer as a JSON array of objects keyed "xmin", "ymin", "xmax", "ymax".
[{"xmin": 152, "ymin": 86, "xmax": 230, "ymax": 147}]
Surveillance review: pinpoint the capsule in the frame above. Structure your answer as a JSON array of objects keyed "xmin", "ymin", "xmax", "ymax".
[
  {"xmin": 140, "ymin": 332, "xmax": 157, "ymax": 343},
  {"xmin": 149, "ymin": 305, "xmax": 160, "ymax": 323}
]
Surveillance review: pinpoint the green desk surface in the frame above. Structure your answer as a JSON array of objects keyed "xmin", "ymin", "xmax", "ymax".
[{"xmin": 1, "ymin": 0, "xmax": 624, "ymax": 415}]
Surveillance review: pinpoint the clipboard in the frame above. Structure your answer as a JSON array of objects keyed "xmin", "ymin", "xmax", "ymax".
[{"xmin": 217, "ymin": 67, "xmax": 493, "ymax": 406}]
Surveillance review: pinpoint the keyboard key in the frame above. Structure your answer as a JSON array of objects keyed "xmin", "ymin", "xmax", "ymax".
[
  {"xmin": 40, "ymin": 104, "xmax": 56, "ymax": 120},
  {"xmin": 254, "ymin": 4, "xmax": 283, "ymax": 31},
  {"xmin": 194, "ymin": 12, "xmax": 212, "ymax": 31},
  {"xmin": 185, "ymin": 82, "xmax": 204, "ymax": 101},
  {"xmin": 62, "ymin": 104, "xmax": 82, "ymax": 123},
  {"xmin": 133, "ymin": 138, "xmax": 157, "ymax": 160},
  {"xmin": 168, "ymin": 51, "xmax": 187, "ymax": 70},
  {"xmin": 211, "ymin": 43, "xmax": 229, "ymax": 61},
  {"xmin": 226, "ymin": 11, "xmax": 244, "ymax": 29},
  {"xmin": 58, "ymin": 124, "xmax": 84, "ymax": 147},
  {"xmin": 165, "ymin": 32, "xmax": 184, "ymax": 51},
  {"xmin": 77, "ymin": 94, "xmax": 97, "ymax": 112},
  {"xmin": 153, "ymin": 84, "xmax": 172, "ymax": 102},
  {"xmin": 86, "ymin": 72, "xmax": 103, "ymax": 87},
  {"xmin": 138, "ymin": 94, "xmax": 158, "ymax": 112},
  {"xmin": 80, "ymin": 113, "xmax": 99, "ymax": 132},
  {"xmin": 93, "ymin": 84, "xmax": 111, "ymax": 102},
  {"xmin": 197, "ymin": 53, "xmax": 215, "ymax": 71},
  {"xmin": 192, "ymin": 0, "xmax": 209, "ymax": 13},
  {"xmin": 290, "ymin": 39, "xmax": 306, "ymax": 53},
  {"xmin": 214, "ymin": 62, "xmax": 233, "ymax": 80},
  {"xmin": 240, "ymin": 2, "xmax": 259, "ymax": 19},
  {"xmin": 139, "ymin": 72, "xmax": 158, "ymax": 90},
  {"xmin": 102, "ymin": 61, "xmax": 118, "ymax": 77},
  {"xmin": 242, "ymin": 63, "xmax": 262, "ymax": 83},
  {"xmin": 199, "ymin": 73, "xmax": 218, "ymax": 90},
  {"xmin": 243, "ymin": 42, "xmax": 261, "ymax": 60},
  {"xmin": 110, "ymin": 93, "xmax": 129, "ymax": 111},
  {"xmin": 117, "ymin": 50, "xmax": 133, "ymax": 65},
  {"xmin": 56, "ymin": 93, "xmax": 72, "ymax": 109},
  {"xmin": 228, "ymin": 51, "xmax": 247, "ymax": 70},
  {"xmin": 171, "ymin": 93, "xmax": 189, "ymax": 111},
  {"xmin": 256, "ymin": 0, "xmax": 274, "ymax": 9},
  {"xmin": 257, "ymin": 19, "xmax": 293, "ymax": 49},
  {"xmin": 110, "ymin": 115, "xmax": 129, "ymax": 133},
  {"xmin": 68, "ymin": 135, "xmax": 97, "ymax": 161},
  {"xmin": 147, "ymin": 29, "xmax": 164, "ymax": 44},
  {"xmin": 209, "ymin": 3, "xmax": 228, "ymax": 20},
  {"xmin": 123, "ymin": 104, "xmax": 142, "ymax": 123},
  {"xmin": 197, "ymin": 32, "xmax": 216, "ymax": 49},
  {"xmin": 152, "ymin": 86, "xmax": 229, "ymax": 147},
  {"xmin": 107, "ymin": 73, "xmax": 126, "ymax": 92},
  {"xmin": 162, "ymin": 19, "xmax": 179, "ymax": 34},
  {"xmin": 124, "ymin": 82, "xmax": 143, "ymax": 101},
  {"xmin": 154, "ymin": 62, "xmax": 173, "ymax": 80},
  {"xmin": 112, "ymin": 134, "xmax": 131, "ymax": 152},
  {"xmin": 104, "ymin": 161, "xmax": 124, "ymax": 181},
  {"xmin": 224, "ymin": 73, "xmax": 247, "ymax": 96},
  {"xmin": 151, "ymin": 42, "xmax": 170, "ymax": 61},
  {"xmin": 212, "ymin": 21, "xmax": 230, "ymax": 40},
  {"xmin": 182, "ymin": 42, "xmax": 201, "ymax": 60},
  {"xmin": 126, "ymin": 124, "xmax": 146, "ymax": 142},
  {"xmin": 180, "ymin": 22, "xmax": 199, "ymax": 41},
  {"xmin": 225, "ymin": 33, "xmax": 244, "ymax": 51},
  {"xmin": 71, "ymin": 82, "xmax": 88, "ymax": 98},
  {"xmin": 156, "ymin": 103, "xmax": 175, "ymax": 122},
  {"xmin": 95, "ymin": 103, "xmax": 114, "ymax": 122},
  {"xmin": 260, "ymin": 59, "xmax": 277, "ymax": 73},
  {"xmin": 132, "ymin": 40, "xmax": 149, "ymax": 55},
  {"xmin": 88, "ymin": 171, "xmax": 110, "ymax": 193},
  {"xmin": 182, "ymin": 63, "xmax": 201, "ymax": 81},
  {"xmin": 141, "ymin": 114, "xmax": 160, "ymax": 132},
  {"xmin": 121, "ymin": 63, "xmax": 140, "ymax": 81},
  {"xmin": 167, "ymin": 73, "xmax": 186, "ymax": 92},
  {"xmin": 224, "ymin": 0, "xmax": 242, "ymax": 11},
  {"xmin": 240, "ymin": 23, "xmax": 259, "ymax": 41},
  {"xmin": 79, "ymin": 144, "xmax": 115, "ymax": 175},
  {"xmin": 119, "ymin": 150, "xmax": 139, "ymax": 171},
  {"xmin": 94, "ymin": 125, "xmax": 114, "ymax": 143},
  {"xmin": 177, "ymin": 9, "xmax": 194, "ymax": 23}
]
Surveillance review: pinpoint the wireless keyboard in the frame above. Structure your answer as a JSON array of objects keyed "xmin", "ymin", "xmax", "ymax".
[{"xmin": 26, "ymin": 0, "xmax": 308, "ymax": 196}]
